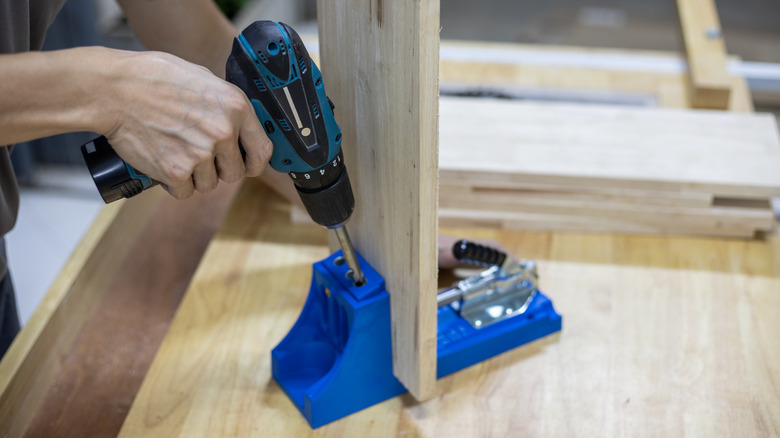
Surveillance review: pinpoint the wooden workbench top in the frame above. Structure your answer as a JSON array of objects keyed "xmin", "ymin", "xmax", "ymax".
[
  {"xmin": 87, "ymin": 178, "xmax": 780, "ymax": 436},
  {"xmin": 3, "ymin": 177, "xmax": 780, "ymax": 437}
]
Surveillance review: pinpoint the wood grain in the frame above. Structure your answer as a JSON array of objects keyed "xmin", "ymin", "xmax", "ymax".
[
  {"xmin": 440, "ymin": 182, "xmax": 715, "ymax": 208},
  {"xmin": 315, "ymin": 0, "xmax": 440, "ymax": 399},
  {"xmin": 119, "ymin": 180, "xmax": 330, "ymax": 437},
  {"xmin": 0, "ymin": 194, "xmax": 145, "ymax": 438},
  {"xmin": 438, "ymin": 208, "xmax": 760, "ymax": 239},
  {"xmin": 439, "ymin": 97, "xmax": 780, "ymax": 198},
  {"xmin": 118, "ymin": 178, "xmax": 780, "ymax": 436},
  {"xmin": 19, "ymin": 183, "xmax": 239, "ymax": 438},
  {"xmin": 676, "ymin": 0, "xmax": 732, "ymax": 109},
  {"xmin": 438, "ymin": 195, "xmax": 775, "ymax": 232}
]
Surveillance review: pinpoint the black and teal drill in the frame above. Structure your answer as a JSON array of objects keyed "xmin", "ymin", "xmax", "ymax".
[{"xmin": 82, "ymin": 21, "xmax": 364, "ymax": 284}]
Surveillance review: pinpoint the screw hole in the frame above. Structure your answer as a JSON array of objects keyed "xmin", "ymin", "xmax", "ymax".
[
  {"xmin": 267, "ymin": 41, "xmax": 280, "ymax": 55},
  {"xmin": 282, "ymin": 158, "xmax": 292, "ymax": 165},
  {"xmin": 334, "ymin": 256, "xmax": 345, "ymax": 266},
  {"xmin": 335, "ymin": 133, "xmax": 342, "ymax": 142},
  {"xmin": 346, "ymin": 270, "xmax": 366, "ymax": 287}
]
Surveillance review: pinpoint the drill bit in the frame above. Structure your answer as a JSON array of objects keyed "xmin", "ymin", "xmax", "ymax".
[{"xmin": 333, "ymin": 226, "xmax": 365, "ymax": 286}]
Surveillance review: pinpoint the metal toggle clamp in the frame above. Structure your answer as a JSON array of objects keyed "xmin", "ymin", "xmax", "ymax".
[{"xmin": 272, "ymin": 241, "xmax": 561, "ymax": 428}]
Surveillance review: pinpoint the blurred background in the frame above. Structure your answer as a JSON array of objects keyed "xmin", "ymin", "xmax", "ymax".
[{"xmin": 7, "ymin": 0, "xmax": 780, "ymax": 324}]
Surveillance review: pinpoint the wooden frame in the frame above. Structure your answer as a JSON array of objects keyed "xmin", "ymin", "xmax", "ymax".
[
  {"xmin": 438, "ymin": 40, "xmax": 753, "ymax": 112},
  {"xmin": 676, "ymin": 0, "xmax": 733, "ymax": 109}
]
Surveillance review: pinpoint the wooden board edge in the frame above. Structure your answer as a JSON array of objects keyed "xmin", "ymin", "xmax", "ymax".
[
  {"xmin": 439, "ymin": 208, "xmax": 761, "ymax": 239},
  {"xmin": 438, "ymin": 194, "xmax": 775, "ymax": 229},
  {"xmin": 414, "ymin": 0, "xmax": 440, "ymax": 401},
  {"xmin": 440, "ymin": 168, "xmax": 780, "ymax": 201},
  {"xmin": 440, "ymin": 182, "xmax": 715, "ymax": 208},
  {"xmin": 0, "ymin": 191, "xmax": 165, "ymax": 436},
  {"xmin": 676, "ymin": 0, "xmax": 732, "ymax": 110}
]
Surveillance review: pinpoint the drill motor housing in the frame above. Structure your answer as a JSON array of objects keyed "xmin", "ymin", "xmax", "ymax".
[
  {"xmin": 81, "ymin": 21, "xmax": 354, "ymax": 229},
  {"xmin": 226, "ymin": 21, "xmax": 355, "ymax": 228}
]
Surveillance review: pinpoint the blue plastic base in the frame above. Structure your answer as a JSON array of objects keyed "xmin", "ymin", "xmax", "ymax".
[
  {"xmin": 437, "ymin": 292, "xmax": 561, "ymax": 378},
  {"xmin": 272, "ymin": 252, "xmax": 562, "ymax": 428}
]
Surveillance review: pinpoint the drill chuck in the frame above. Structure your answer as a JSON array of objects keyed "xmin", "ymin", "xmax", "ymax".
[{"xmin": 296, "ymin": 165, "xmax": 355, "ymax": 228}]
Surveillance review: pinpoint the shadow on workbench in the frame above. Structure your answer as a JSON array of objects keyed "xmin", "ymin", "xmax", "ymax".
[
  {"xmin": 215, "ymin": 187, "xmax": 330, "ymax": 248},
  {"xmin": 398, "ymin": 332, "xmax": 562, "ymax": 407}
]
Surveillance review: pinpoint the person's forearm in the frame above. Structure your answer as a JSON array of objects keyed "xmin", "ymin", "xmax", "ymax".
[
  {"xmin": 1, "ymin": 45, "xmax": 271, "ymax": 199},
  {"xmin": 117, "ymin": 0, "xmax": 236, "ymax": 78},
  {"xmin": 0, "ymin": 47, "xmax": 121, "ymax": 145}
]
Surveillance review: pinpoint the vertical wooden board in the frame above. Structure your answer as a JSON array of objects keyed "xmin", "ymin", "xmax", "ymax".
[
  {"xmin": 676, "ymin": 0, "xmax": 732, "ymax": 109},
  {"xmin": 316, "ymin": 0, "xmax": 440, "ymax": 399}
]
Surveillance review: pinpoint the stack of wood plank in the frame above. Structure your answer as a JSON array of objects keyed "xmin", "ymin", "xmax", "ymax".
[{"xmin": 438, "ymin": 96, "xmax": 780, "ymax": 238}]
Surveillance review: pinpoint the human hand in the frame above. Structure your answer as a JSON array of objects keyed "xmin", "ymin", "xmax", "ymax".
[{"xmin": 98, "ymin": 50, "xmax": 272, "ymax": 199}]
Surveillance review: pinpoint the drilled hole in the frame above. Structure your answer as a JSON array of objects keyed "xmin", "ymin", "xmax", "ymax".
[{"xmin": 346, "ymin": 270, "xmax": 366, "ymax": 287}]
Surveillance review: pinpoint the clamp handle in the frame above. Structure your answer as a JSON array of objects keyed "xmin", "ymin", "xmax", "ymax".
[{"xmin": 452, "ymin": 240, "xmax": 508, "ymax": 268}]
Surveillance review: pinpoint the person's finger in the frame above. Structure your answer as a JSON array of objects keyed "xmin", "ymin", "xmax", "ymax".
[
  {"xmin": 162, "ymin": 178, "xmax": 196, "ymax": 200},
  {"xmin": 238, "ymin": 104, "xmax": 273, "ymax": 177},
  {"xmin": 214, "ymin": 135, "xmax": 245, "ymax": 184},
  {"xmin": 192, "ymin": 159, "xmax": 219, "ymax": 193}
]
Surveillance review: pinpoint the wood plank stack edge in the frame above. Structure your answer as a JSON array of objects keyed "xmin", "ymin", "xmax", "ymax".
[{"xmin": 438, "ymin": 96, "xmax": 780, "ymax": 238}]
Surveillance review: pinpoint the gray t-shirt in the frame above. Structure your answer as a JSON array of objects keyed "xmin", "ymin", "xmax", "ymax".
[{"xmin": 0, "ymin": 0, "xmax": 67, "ymax": 276}]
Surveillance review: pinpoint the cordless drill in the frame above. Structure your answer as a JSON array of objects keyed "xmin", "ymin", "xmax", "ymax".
[{"xmin": 81, "ymin": 21, "xmax": 365, "ymax": 285}]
